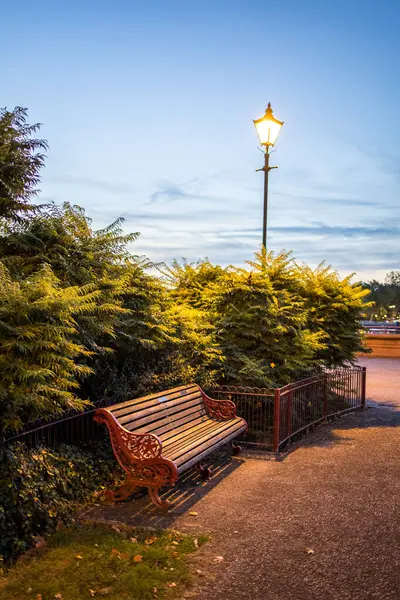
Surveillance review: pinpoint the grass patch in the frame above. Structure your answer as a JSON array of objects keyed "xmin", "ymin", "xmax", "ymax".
[{"xmin": 0, "ymin": 523, "xmax": 208, "ymax": 600}]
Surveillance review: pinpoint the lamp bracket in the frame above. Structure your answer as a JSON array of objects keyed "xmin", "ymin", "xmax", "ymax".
[{"xmin": 255, "ymin": 166, "xmax": 278, "ymax": 173}]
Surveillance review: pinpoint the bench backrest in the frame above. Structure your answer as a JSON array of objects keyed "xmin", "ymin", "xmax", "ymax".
[{"xmin": 107, "ymin": 384, "xmax": 208, "ymax": 443}]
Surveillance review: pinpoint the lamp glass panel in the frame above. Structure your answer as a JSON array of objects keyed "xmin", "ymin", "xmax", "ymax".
[{"xmin": 255, "ymin": 118, "xmax": 282, "ymax": 146}]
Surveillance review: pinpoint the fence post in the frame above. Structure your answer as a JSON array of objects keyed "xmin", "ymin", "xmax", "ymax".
[
  {"xmin": 273, "ymin": 388, "xmax": 281, "ymax": 453},
  {"xmin": 322, "ymin": 373, "xmax": 328, "ymax": 419},
  {"xmin": 286, "ymin": 388, "xmax": 293, "ymax": 440},
  {"xmin": 361, "ymin": 366, "xmax": 367, "ymax": 408}
]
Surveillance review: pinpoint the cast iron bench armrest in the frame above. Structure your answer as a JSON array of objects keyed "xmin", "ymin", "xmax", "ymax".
[
  {"xmin": 94, "ymin": 409, "xmax": 163, "ymax": 461},
  {"xmin": 201, "ymin": 391, "xmax": 237, "ymax": 420}
]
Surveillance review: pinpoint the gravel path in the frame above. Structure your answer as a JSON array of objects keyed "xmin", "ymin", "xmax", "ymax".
[{"xmin": 83, "ymin": 359, "xmax": 400, "ymax": 599}]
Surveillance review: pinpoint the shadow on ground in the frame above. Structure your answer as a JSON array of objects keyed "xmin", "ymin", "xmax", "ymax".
[
  {"xmin": 276, "ymin": 403, "xmax": 400, "ymax": 458},
  {"xmin": 80, "ymin": 448, "xmax": 244, "ymax": 530}
]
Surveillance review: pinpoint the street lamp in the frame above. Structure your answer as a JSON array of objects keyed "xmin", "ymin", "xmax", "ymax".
[{"xmin": 253, "ymin": 103, "xmax": 283, "ymax": 250}]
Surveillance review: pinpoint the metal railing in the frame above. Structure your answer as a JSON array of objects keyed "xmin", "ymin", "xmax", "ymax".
[
  {"xmin": 4, "ymin": 368, "xmax": 366, "ymax": 454},
  {"xmin": 210, "ymin": 367, "xmax": 366, "ymax": 452},
  {"xmin": 2, "ymin": 398, "xmax": 112, "ymax": 450},
  {"xmin": 362, "ymin": 324, "xmax": 400, "ymax": 334}
]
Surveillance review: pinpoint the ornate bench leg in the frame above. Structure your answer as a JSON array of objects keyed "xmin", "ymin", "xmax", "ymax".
[
  {"xmin": 231, "ymin": 442, "xmax": 242, "ymax": 456},
  {"xmin": 104, "ymin": 480, "xmax": 138, "ymax": 503},
  {"xmin": 148, "ymin": 487, "xmax": 172, "ymax": 511},
  {"xmin": 195, "ymin": 462, "xmax": 211, "ymax": 480}
]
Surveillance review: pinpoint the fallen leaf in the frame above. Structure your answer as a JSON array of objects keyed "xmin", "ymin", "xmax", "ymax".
[
  {"xmin": 89, "ymin": 591, "xmax": 96, "ymax": 597},
  {"xmin": 167, "ymin": 582, "xmax": 177, "ymax": 588},
  {"xmin": 76, "ymin": 554, "xmax": 83, "ymax": 560},
  {"xmin": 37, "ymin": 596, "xmax": 43, "ymax": 600},
  {"xmin": 130, "ymin": 537, "xmax": 138, "ymax": 543},
  {"xmin": 194, "ymin": 538, "xmax": 199, "ymax": 548},
  {"xmin": 111, "ymin": 525, "xmax": 121, "ymax": 532},
  {"xmin": 213, "ymin": 555, "xmax": 224, "ymax": 563},
  {"xmin": 305, "ymin": 548, "xmax": 315, "ymax": 555},
  {"xmin": 133, "ymin": 554, "xmax": 143, "ymax": 562},
  {"xmin": 34, "ymin": 536, "xmax": 47, "ymax": 549},
  {"xmin": 171, "ymin": 541, "xmax": 179, "ymax": 546},
  {"xmin": 145, "ymin": 536, "xmax": 158, "ymax": 545},
  {"xmin": 111, "ymin": 548, "xmax": 120, "ymax": 556},
  {"xmin": 119, "ymin": 552, "xmax": 129, "ymax": 560},
  {"xmin": 188, "ymin": 511, "xmax": 198, "ymax": 516},
  {"xmin": 54, "ymin": 594, "xmax": 63, "ymax": 599}
]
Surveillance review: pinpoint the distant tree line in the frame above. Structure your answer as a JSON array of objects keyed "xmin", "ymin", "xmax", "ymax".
[{"xmin": 361, "ymin": 272, "xmax": 400, "ymax": 321}]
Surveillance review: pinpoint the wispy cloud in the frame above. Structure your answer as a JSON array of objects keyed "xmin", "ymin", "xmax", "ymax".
[
  {"xmin": 149, "ymin": 183, "xmax": 200, "ymax": 204},
  {"xmin": 49, "ymin": 175, "xmax": 136, "ymax": 194},
  {"xmin": 269, "ymin": 224, "xmax": 400, "ymax": 238}
]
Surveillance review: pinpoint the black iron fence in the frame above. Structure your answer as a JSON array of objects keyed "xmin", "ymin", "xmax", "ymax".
[{"xmin": 2, "ymin": 397, "xmax": 114, "ymax": 450}]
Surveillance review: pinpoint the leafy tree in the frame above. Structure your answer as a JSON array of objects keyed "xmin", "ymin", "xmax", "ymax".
[
  {"xmin": 147, "ymin": 301, "xmax": 223, "ymax": 391},
  {"xmin": 0, "ymin": 107, "xmax": 47, "ymax": 221},
  {"xmin": 298, "ymin": 263, "xmax": 371, "ymax": 365},
  {"xmin": 0, "ymin": 202, "xmax": 141, "ymax": 284},
  {"xmin": 161, "ymin": 258, "xmax": 225, "ymax": 309},
  {"xmin": 362, "ymin": 273, "xmax": 400, "ymax": 320},
  {"xmin": 385, "ymin": 271, "xmax": 400, "ymax": 287},
  {"xmin": 0, "ymin": 262, "xmax": 95, "ymax": 431},
  {"xmin": 205, "ymin": 251, "xmax": 326, "ymax": 387}
]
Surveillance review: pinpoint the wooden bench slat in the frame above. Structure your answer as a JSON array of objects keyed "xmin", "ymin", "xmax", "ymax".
[
  {"xmin": 162, "ymin": 418, "xmax": 224, "ymax": 451},
  {"xmin": 110, "ymin": 386, "xmax": 200, "ymax": 418},
  {"xmin": 170, "ymin": 420, "xmax": 246, "ymax": 469},
  {"xmin": 116, "ymin": 393, "xmax": 204, "ymax": 432},
  {"xmin": 134, "ymin": 411, "xmax": 207, "ymax": 439},
  {"xmin": 177, "ymin": 423, "xmax": 246, "ymax": 474},
  {"xmin": 164, "ymin": 419, "xmax": 244, "ymax": 463},
  {"xmin": 159, "ymin": 414, "xmax": 212, "ymax": 443},
  {"xmin": 146, "ymin": 408, "xmax": 207, "ymax": 437}
]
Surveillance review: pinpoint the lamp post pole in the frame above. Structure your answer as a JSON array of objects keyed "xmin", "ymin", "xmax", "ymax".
[{"xmin": 262, "ymin": 146, "xmax": 270, "ymax": 249}]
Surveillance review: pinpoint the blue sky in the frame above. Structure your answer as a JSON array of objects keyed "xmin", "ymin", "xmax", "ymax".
[{"xmin": 2, "ymin": 0, "xmax": 399, "ymax": 281}]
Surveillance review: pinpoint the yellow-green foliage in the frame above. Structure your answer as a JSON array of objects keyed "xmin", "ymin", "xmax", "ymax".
[
  {"xmin": 0, "ymin": 263, "xmax": 95, "ymax": 431},
  {"xmin": 165, "ymin": 251, "xmax": 371, "ymax": 387},
  {"xmin": 205, "ymin": 250, "xmax": 326, "ymax": 386},
  {"xmin": 297, "ymin": 262, "xmax": 372, "ymax": 364}
]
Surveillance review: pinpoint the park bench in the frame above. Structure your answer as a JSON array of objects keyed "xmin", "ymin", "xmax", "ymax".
[{"xmin": 94, "ymin": 383, "xmax": 247, "ymax": 509}]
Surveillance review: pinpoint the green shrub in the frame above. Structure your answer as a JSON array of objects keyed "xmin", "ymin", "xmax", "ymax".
[
  {"xmin": 298, "ymin": 263, "xmax": 372, "ymax": 365},
  {"xmin": 0, "ymin": 443, "xmax": 121, "ymax": 563},
  {"xmin": 0, "ymin": 262, "xmax": 97, "ymax": 431},
  {"xmin": 208, "ymin": 251, "xmax": 326, "ymax": 386}
]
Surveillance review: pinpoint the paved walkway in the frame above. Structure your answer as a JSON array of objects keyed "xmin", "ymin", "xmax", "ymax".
[{"xmin": 84, "ymin": 359, "xmax": 400, "ymax": 599}]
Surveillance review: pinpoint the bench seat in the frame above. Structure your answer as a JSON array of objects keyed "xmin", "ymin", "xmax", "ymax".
[{"xmin": 94, "ymin": 383, "xmax": 247, "ymax": 509}]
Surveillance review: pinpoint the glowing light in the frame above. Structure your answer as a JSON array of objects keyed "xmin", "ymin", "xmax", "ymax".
[{"xmin": 254, "ymin": 103, "xmax": 283, "ymax": 147}]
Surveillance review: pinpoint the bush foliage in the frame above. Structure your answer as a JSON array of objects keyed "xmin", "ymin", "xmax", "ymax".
[{"xmin": 0, "ymin": 443, "xmax": 120, "ymax": 562}]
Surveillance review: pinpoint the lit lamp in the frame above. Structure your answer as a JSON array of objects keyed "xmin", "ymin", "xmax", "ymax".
[{"xmin": 253, "ymin": 103, "xmax": 283, "ymax": 250}]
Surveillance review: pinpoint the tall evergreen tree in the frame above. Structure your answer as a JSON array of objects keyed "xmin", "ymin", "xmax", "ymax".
[{"xmin": 0, "ymin": 107, "xmax": 48, "ymax": 221}]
